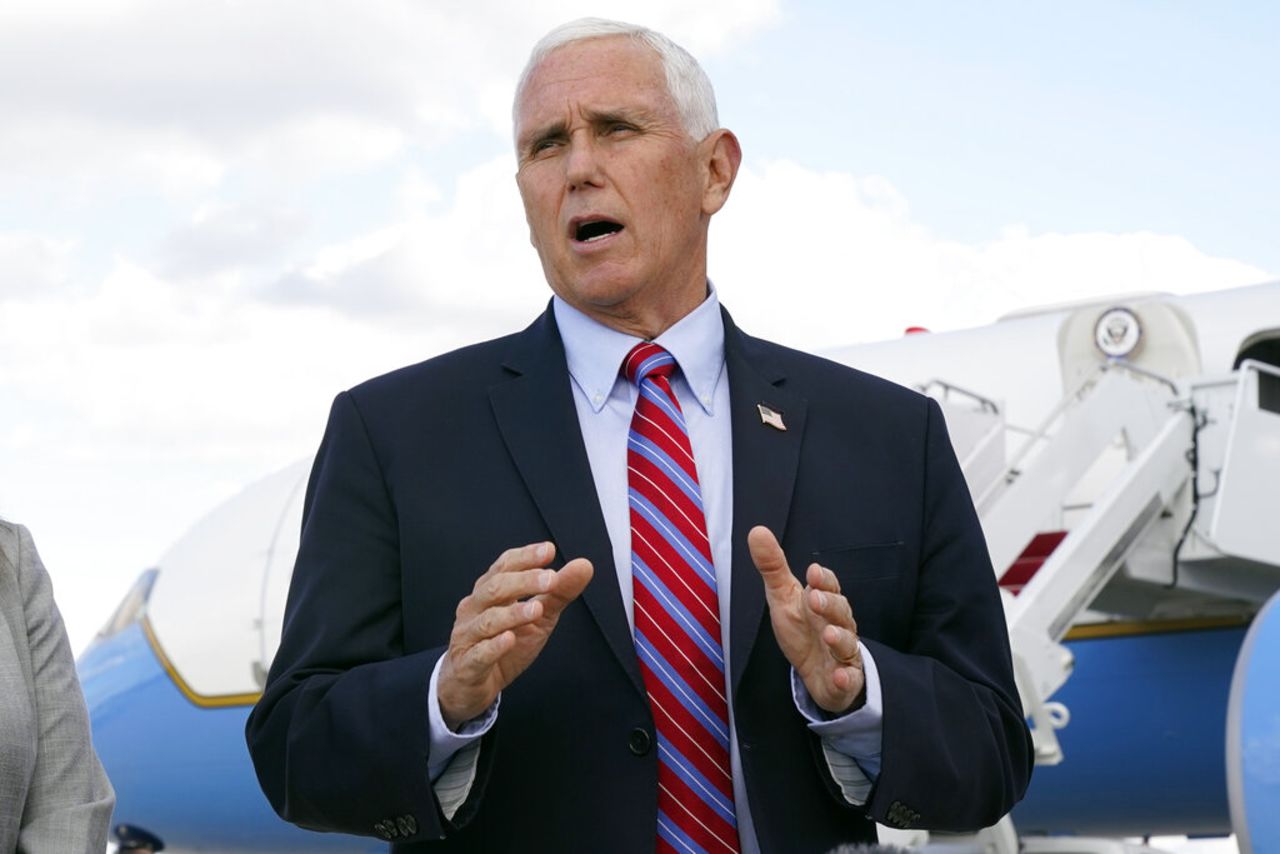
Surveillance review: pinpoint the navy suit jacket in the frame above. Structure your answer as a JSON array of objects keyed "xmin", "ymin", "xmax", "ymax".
[{"xmin": 246, "ymin": 305, "xmax": 1032, "ymax": 851}]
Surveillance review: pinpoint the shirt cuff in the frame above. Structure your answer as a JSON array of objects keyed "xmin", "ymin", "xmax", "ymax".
[
  {"xmin": 791, "ymin": 640, "xmax": 884, "ymax": 781},
  {"xmin": 427, "ymin": 654, "xmax": 498, "ymax": 780}
]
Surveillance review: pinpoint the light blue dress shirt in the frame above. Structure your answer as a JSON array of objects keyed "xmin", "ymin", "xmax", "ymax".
[{"xmin": 425, "ymin": 290, "xmax": 884, "ymax": 846}]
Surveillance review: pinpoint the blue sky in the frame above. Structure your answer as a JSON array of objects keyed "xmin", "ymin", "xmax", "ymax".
[
  {"xmin": 711, "ymin": 1, "xmax": 1278, "ymax": 269},
  {"xmin": 0, "ymin": 0, "xmax": 1275, "ymax": 666}
]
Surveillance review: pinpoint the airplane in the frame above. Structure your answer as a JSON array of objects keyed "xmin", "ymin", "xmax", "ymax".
[{"xmin": 77, "ymin": 279, "xmax": 1280, "ymax": 853}]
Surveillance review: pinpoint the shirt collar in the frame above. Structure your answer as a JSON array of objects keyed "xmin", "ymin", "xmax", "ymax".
[{"xmin": 553, "ymin": 285, "xmax": 726, "ymax": 415}]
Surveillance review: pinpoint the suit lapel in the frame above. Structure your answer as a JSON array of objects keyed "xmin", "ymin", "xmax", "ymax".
[
  {"xmin": 722, "ymin": 310, "xmax": 808, "ymax": 694},
  {"xmin": 487, "ymin": 308, "xmax": 646, "ymax": 699}
]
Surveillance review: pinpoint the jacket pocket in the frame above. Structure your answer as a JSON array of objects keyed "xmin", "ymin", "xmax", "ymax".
[{"xmin": 810, "ymin": 541, "xmax": 904, "ymax": 583}]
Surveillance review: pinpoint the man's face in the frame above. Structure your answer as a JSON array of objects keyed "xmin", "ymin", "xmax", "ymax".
[{"xmin": 514, "ymin": 37, "xmax": 724, "ymax": 336}]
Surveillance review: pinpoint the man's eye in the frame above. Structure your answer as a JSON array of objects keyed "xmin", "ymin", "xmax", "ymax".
[{"xmin": 606, "ymin": 123, "xmax": 634, "ymax": 135}]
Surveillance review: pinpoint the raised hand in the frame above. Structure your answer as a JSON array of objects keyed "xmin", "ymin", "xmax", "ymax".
[
  {"xmin": 747, "ymin": 526, "xmax": 865, "ymax": 715},
  {"xmin": 437, "ymin": 541, "xmax": 593, "ymax": 729}
]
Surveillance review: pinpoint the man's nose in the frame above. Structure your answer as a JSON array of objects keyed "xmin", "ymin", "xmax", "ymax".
[{"xmin": 565, "ymin": 133, "xmax": 604, "ymax": 191}]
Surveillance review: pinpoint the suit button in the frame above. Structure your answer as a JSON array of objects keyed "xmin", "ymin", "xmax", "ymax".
[{"xmin": 628, "ymin": 727, "xmax": 652, "ymax": 755}]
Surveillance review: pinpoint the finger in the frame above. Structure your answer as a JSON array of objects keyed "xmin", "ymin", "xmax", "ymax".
[
  {"xmin": 831, "ymin": 665, "xmax": 864, "ymax": 695},
  {"xmin": 488, "ymin": 541, "xmax": 555, "ymax": 576},
  {"xmin": 456, "ymin": 541, "xmax": 554, "ymax": 618},
  {"xmin": 472, "ymin": 566, "xmax": 556, "ymax": 608},
  {"xmin": 462, "ymin": 599, "xmax": 545, "ymax": 646},
  {"xmin": 748, "ymin": 526, "xmax": 799, "ymax": 598},
  {"xmin": 806, "ymin": 585, "xmax": 855, "ymax": 628},
  {"xmin": 453, "ymin": 629, "xmax": 517, "ymax": 681},
  {"xmin": 536, "ymin": 558, "xmax": 594, "ymax": 616},
  {"xmin": 822, "ymin": 624, "xmax": 861, "ymax": 666},
  {"xmin": 806, "ymin": 562, "xmax": 842, "ymax": 595}
]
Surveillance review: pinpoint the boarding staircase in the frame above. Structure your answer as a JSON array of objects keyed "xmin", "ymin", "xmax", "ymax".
[
  {"xmin": 959, "ymin": 358, "xmax": 1280, "ymax": 769},
  {"xmin": 903, "ymin": 352, "xmax": 1280, "ymax": 854},
  {"xmin": 972, "ymin": 362, "xmax": 1195, "ymax": 765}
]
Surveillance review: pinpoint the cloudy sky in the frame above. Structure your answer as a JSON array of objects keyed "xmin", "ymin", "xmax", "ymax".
[{"xmin": 1, "ymin": 0, "xmax": 1276, "ymax": 666}]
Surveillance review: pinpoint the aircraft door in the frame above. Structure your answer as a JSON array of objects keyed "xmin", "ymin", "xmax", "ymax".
[{"xmin": 1233, "ymin": 328, "xmax": 1280, "ymax": 372}]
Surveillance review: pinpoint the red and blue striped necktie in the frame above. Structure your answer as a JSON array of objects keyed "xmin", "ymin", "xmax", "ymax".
[{"xmin": 623, "ymin": 342, "xmax": 740, "ymax": 854}]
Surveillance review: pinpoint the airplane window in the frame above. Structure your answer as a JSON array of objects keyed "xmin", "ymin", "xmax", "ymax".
[
  {"xmin": 95, "ymin": 568, "xmax": 159, "ymax": 640},
  {"xmin": 1261, "ymin": 371, "xmax": 1280, "ymax": 416}
]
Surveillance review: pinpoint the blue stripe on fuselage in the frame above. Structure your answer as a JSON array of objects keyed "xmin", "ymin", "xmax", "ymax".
[{"xmin": 78, "ymin": 623, "xmax": 380, "ymax": 852}]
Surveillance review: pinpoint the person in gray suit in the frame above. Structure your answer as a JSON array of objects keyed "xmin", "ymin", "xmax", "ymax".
[{"xmin": 0, "ymin": 520, "xmax": 114, "ymax": 853}]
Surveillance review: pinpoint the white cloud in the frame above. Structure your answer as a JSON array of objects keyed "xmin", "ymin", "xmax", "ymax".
[
  {"xmin": 711, "ymin": 160, "xmax": 1270, "ymax": 349},
  {"xmin": 262, "ymin": 155, "xmax": 545, "ymax": 329},
  {"xmin": 2, "ymin": 258, "xmax": 428, "ymax": 461},
  {"xmin": 0, "ymin": 231, "xmax": 77, "ymax": 297},
  {"xmin": 0, "ymin": 0, "xmax": 781, "ymax": 193},
  {"xmin": 1, "ymin": 117, "xmax": 227, "ymax": 197},
  {"xmin": 158, "ymin": 202, "xmax": 309, "ymax": 278}
]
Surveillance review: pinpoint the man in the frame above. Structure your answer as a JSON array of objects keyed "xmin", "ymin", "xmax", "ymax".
[{"xmin": 246, "ymin": 18, "xmax": 1032, "ymax": 852}]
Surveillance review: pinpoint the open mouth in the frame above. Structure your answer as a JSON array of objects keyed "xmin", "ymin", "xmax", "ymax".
[{"xmin": 573, "ymin": 219, "xmax": 624, "ymax": 243}]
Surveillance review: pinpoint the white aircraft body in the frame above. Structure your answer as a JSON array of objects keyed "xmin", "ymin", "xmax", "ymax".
[{"xmin": 78, "ymin": 280, "xmax": 1280, "ymax": 853}]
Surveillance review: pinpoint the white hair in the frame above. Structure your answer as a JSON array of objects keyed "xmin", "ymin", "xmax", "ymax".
[{"xmin": 513, "ymin": 18, "xmax": 719, "ymax": 144}]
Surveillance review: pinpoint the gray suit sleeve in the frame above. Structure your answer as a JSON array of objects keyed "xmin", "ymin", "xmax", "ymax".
[{"xmin": 12, "ymin": 524, "xmax": 115, "ymax": 854}]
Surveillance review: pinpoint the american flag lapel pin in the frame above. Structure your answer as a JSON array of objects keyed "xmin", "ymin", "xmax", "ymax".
[{"xmin": 757, "ymin": 403, "xmax": 787, "ymax": 431}]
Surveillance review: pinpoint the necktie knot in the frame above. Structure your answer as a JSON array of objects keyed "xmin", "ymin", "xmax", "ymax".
[{"xmin": 623, "ymin": 342, "xmax": 676, "ymax": 385}]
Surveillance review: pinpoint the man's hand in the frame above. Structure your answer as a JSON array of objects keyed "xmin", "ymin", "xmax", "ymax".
[
  {"xmin": 747, "ymin": 526, "xmax": 865, "ymax": 715},
  {"xmin": 437, "ymin": 541, "xmax": 593, "ymax": 729}
]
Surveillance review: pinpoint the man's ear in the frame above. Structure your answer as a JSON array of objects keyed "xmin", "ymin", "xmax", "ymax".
[{"xmin": 700, "ymin": 129, "xmax": 742, "ymax": 216}]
